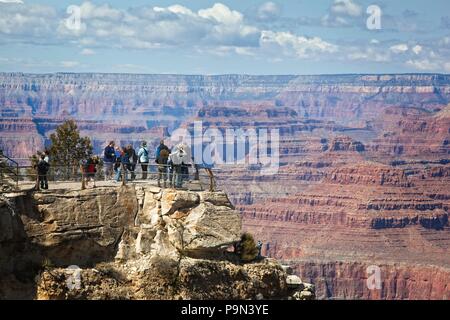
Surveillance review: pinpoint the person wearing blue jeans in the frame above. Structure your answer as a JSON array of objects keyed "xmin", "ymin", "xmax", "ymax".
[{"xmin": 114, "ymin": 147, "xmax": 130, "ymax": 182}]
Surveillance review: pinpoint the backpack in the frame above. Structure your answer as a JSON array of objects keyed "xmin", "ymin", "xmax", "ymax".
[{"xmin": 157, "ymin": 149, "xmax": 170, "ymax": 164}]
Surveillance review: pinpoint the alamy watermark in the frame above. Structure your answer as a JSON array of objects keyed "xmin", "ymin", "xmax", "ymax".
[
  {"xmin": 367, "ymin": 5, "xmax": 382, "ymax": 30},
  {"xmin": 169, "ymin": 121, "xmax": 280, "ymax": 175},
  {"xmin": 65, "ymin": 265, "xmax": 82, "ymax": 290},
  {"xmin": 65, "ymin": 5, "xmax": 82, "ymax": 31},
  {"xmin": 366, "ymin": 265, "xmax": 382, "ymax": 290}
]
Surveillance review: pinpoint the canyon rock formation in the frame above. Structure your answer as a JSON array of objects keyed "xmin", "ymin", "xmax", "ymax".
[
  {"xmin": 1, "ymin": 72, "xmax": 449, "ymax": 299},
  {"xmin": 0, "ymin": 186, "xmax": 313, "ymax": 300}
]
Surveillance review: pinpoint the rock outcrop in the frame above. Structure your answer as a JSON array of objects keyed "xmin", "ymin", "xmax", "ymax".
[{"xmin": 0, "ymin": 185, "xmax": 313, "ymax": 300}]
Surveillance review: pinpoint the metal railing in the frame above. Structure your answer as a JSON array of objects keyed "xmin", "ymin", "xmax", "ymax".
[
  {"xmin": 1, "ymin": 159, "xmax": 216, "ymax": 193},
  {"xmin": 0, "ymin": 150, "xmax": 19, "ymax": 188}
]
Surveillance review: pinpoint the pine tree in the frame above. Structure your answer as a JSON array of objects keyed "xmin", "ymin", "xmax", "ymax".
[{"xmin": 48, "ymin": 120, "xmax": 92, "ymax": 180}]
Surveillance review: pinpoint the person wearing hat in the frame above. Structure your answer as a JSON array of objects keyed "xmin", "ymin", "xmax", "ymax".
[{"xmin": 138, "ymin": 141, "xmax": 149, "ymax": 180}]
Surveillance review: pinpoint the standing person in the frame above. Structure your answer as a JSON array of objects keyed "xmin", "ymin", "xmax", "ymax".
[
  {"xmin": 169, "ymin": 143, "xmax": 191, "ymax": 188},
  {"xmin": 137, "ymin": 141, "xmax": 149, "ymax": 180},
  {"xmin": 155, "ymin": 140, "xmax": 169, "ymax": 161},
  {"xmin": 126, "ymin": 144, "xmax": 137, "ymax": 181},
  {"xmin": 156, "ymin": 147, "xmax": 170, "ymax": 188},
  {"xmin": 115, "ymin": 147, "xmax": 130, "ymax": 183},
  {"xmin": 179, "ymin": 143, "xmax": 191, "ymax": 187},
  {"xmin": 36, "ymin": 154, "xmax": 50, "ymax": 190},
  {"xmin": 85, "ymin": 156, "xmax": 99, "ymax": 188},
  {"xmin": 43, "ymin": 150, "xmax": 50, "ymax": 163},
  {"xmin": 103, "ymin": 141, "xmax": 116, "ymax": 181}
]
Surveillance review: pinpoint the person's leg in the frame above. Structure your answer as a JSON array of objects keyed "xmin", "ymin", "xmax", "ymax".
[
  {"xmin": 104, "ymin": 163, "xmax": 110, "ymax": 181},
  {"xmin": 176, "ymin": 166, "xmax": 182, "ymax": 188},
  {"xmin": 131, "ymin": 164, "xmax": 136, "ymax": 180},
  {"xmin": 109, "ymin": 163, "xmax": 114, "ymax": 180},
  {"xmin": 168, "ymin": 169, "xmax": 173, "ymax": 187},
  {"xmin": 43, "ymin": 175, "xmax": 48, "ymax": 189},
  {"xmin": 157, "ymin": 166, "xmax": 162, "ymax": 187},
  {"xmin": 115, "ymin": 167, "xmax": 121, "ymax": 182},
  {"xmin": 39, "ymin": 175, "xmax": 44, "ymax": 189},
  {"xmin": 124, "ymin": 166, "xmax": 128, "ymax": 182},
  {"xmin": 141, "ymin": 164, "xmax": 148, "ymax": 180},
  {"xmin": 172, "ymin": 166, "xmax": 177, "ymax": 188},
  {"xmin": 162, "ymin": 166, "xmax": 167, "ymax": 187}
]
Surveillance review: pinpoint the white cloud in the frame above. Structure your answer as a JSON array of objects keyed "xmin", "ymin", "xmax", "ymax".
[
  {"xmin": 199, "ymin": 45, "xmax": 256, "ymax": 57},
  {"xmin": 347, "ymin": 48, "xmax": 390, "ymax": 62},
  {"xmin": 79, "ymin": 2, "xmax": 123, "ymax": 20},
  {"xmin": 260, "ymin": 31, "xmax": 338, "ymax": 59},
  {"xmin": 154, "ymin": 5, "xmax": 196, "ymax": 17},
  {"xmin": 321, "ymin": 0, "xmax": 362, "ymax": 27},
  {"xmin": 390, "ymin": 43, "xmax": 409, "ymax": 54},
  {"xmin": 57, "ymin": 2, "xmax": 261, "ymax": 49},
  {"xmin": 60, "ymin": 60, "xmax": 80, "ymax": 68},
  {"xmin": 80, "ymin": 48, "xmax": 95, "ymax": 55},
  {"xmin": 0, "ymin": 0, "xmax": 24, "ymax": 4},
  {"xmin": 412, "ymin": 45, "xmax": 422, "ymax": 55},
  {"xmin": 406, "ymin": 59, "xmax": 439, "ymax": 71},
  {"xmin": 257, "ymin": 2, "xmax": 281, "ymax": 21},
  {"xmin": 0, "ymin": 3, "xmax": 56, "ymax": 39},
  {"xmin": 2, "ymin": 0, "xmax": 444, "ymax": 71},
  {"xmin": 331, "ymin": 0, "xmax": 362, "ymax": 17},
  {"xmin": 198, "ymin": 3, "xmax": 243, "ymax": 25}
]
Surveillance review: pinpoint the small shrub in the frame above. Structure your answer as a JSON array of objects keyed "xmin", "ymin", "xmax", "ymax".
[{"xmin": 235, "ymin": 233, "xmax": 259, "ymax": 263}]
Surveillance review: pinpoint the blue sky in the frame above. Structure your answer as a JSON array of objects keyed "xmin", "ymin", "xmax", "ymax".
[{"xmin": 0, "ymin": 0, "xmax": 449, "ymax": 74}]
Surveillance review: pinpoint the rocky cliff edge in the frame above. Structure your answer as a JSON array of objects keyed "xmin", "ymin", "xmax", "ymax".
[{"xmin": 0, "ymin": 185, "xmax": 314, "ymax": 300}]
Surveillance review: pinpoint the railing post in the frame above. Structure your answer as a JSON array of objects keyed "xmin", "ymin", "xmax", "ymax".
[{"xmin": 80, "ymin": 165, "xmax": 86, "ymax": 190}]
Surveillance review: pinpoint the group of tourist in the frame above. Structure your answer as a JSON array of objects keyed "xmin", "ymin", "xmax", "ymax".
[
  {"xmin": 34, "ymin": 139, "xmax": 194, "ymax": 191},
  {"xmin": 103, "ymin": 140, "xmax": 192, "ymax": 188}
]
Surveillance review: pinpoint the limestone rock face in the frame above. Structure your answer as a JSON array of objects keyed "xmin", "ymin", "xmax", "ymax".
[
  {"xmin": 124, "ymin": 188, "xmax": 241, "ymax": 258},
  {"xmin": 1, "ymin": 184, "xmax": 305, "ymax": 300},
  {"xmin": 198, "ymin": 191, "xmax": 234, "ymax": 208},
  {"xmin": 31, "ymin": 186, "xmax": 136, "ymax": 246},
  {"xmin": 161, "ymin": 190, "xmax": 199, "ymax": 216},
  {"xmin": 175, "ymin": 202, "xmax": 241, "ymax": 252}
]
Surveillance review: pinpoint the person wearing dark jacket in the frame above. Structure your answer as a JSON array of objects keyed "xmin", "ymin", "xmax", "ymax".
[
  {"xmin": 36, "ymin": 154, "xmax": 50, "ymax": 190},
  {"xmin": 125, "ymin": 144, "xmax": 138, "ymax": 181},
  {"xmin": 155, "ymin": 140, "xmax": 169, "ymax": 160},
  {"xmin": 103, "ymin": 141, "xmax": 116, "ymax": 181}
]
